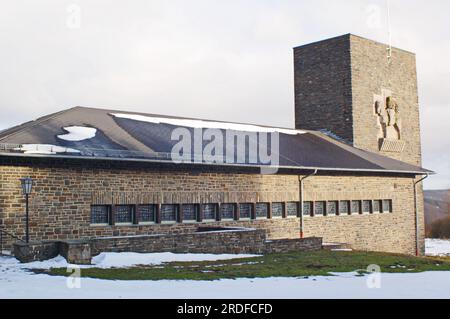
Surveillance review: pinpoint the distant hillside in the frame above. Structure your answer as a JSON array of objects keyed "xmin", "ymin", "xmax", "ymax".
[{"xmin": 424, "ymin": 190, "xmax": 450, "ymax": 236}]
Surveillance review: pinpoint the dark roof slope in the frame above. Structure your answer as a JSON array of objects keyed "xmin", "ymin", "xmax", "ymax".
[{"xmin": 0, "ymin": 106, "xmax": 432, "ymax": 175}]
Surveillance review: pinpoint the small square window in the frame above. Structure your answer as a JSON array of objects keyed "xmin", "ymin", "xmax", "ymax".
[
  {"xmin": 327, "ymin": 201, "xmax": 338, "ymax": 216},
  {"xmin": 255, "ymin": 203, "xmax": 269, "ymax": 219},
  {"xmin": 115, "ymin": 205, "xmax": 134, "ymax": 224},
  {"xmin": 138, "ymin": 204, "xmax": 156, "ymax": 223},
  {"xmin": 373, "ymin": 200, "xmax": 382, "ymax": 213},
  {"xmin": 287, "ymin": 202, "xmax": 299, "ymax": 217},
  {"xmin": 362, "ymin": 200, "xmax": 372, "ymax": 214},
  {"xmin": 161, "ymin": 204, "xmax": 178, "ymax": 223},
  {"xmin": 220, "ymin": 203, "xmax": 235, "ymax": 220},
  {"xmin": 239, "ymin": 203, "xmax": 253, "ymax": 219},
  {"xmin": 351, "ymin": 201, "xmax": 361, "ymax": 215},
  {"xmin": 91, "ymin": 205, "xmax": 110, "ymax": 225},
  {"xmin": 314, "ymin": 201, "xmax": 326, "ymax": 216},
  {"xmin": 339, "ymin": 201, "xmax": 350, "ymax": 215},
  {"xmin": 272, "ymin": 203, "xmax": 284, "ymax": 218},
  {"xmin": 302, "ymin": 201, "xmax": 312, "ymax": 216},
  {"xmin": 382, "ymin": 200, "xmax": 392, "ymax": 213},
  {"xmin": 202, "ymin": 204, "xmax": 218, "ymax": 221},
  {"xmin": 182, "ymin": 204, "xmax": 198, "ymax": 222}
]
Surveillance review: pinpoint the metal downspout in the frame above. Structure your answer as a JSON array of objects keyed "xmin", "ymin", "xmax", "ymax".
[
  {"xmin": 414, "ymin": 174, "xmax": 429, "ymax": 256},
  {"xmin": 299, "ymin": 169, "xmax": 318, "ymax": 238}
]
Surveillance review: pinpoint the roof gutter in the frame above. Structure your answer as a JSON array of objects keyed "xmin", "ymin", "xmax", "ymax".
[
  {"xmin": 414, "ymin": 173, "xmax": 429, "ymax": 256},
  {"xmin": 299, "ymin": 169, "xmax": 318, "ymax": 238},
  {"xmin": 0, "ymin": 152, "xmax": 433, "ymax": 176}
]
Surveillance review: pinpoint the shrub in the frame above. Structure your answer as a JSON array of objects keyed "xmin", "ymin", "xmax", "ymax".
[{"xmin": 429, "ymin": 216, "xmax": 450, "ymax": 239}]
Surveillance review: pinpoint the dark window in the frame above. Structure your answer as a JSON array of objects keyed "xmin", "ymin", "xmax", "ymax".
[
  {"xmin": 239, "ymin": 203, "xmax": 253, "ymax": 219},
  {"xmin": 362, "ymin": 200, "xmax": 372, "ymax": 214},
  {"xmin": 202, "ymin": 204, "xmax": 217, "ymax": 221},
  {"xmin": 302, "ymin": 201, "xmax": 312, "ymax": 216},
  {"xmin": 115, "ymin": 205, "xmax": 134, "ymax": 223},
  {"xmin": 351, "ymin": 201, "xmax": 361, "ymax": 215},
  {"xmin": 272, "ymin": 203, "xmax": 284, "ymax": 218},
  {"xmin": 314, "ymin": 201, "xmax": 326, "ymax": 216},
  {"xmin": 327, "ymin": 201, "xmax": 338, "ymax": 216},
  {"xmin": 373, "ymin": 200, "xmax": 382, "ymax": 213},
  {"xmin": 138, "ymin": 204, "xmax": 156, "ymax": 223},
  {"xmin": 382, "ymin": 200, "xmax": 392, "ymax": 213},
  {"xmin": 182, "ymin": 204, "xmax": 198, "ymax": 222},
  {"xmin": 339, "ymin": 201, "xmax": 350, "ymax": 215},
  {"xmin": 287, "ymin": 202, "xmax": 299, "ymax": 217},
  {"xmin": 90, "ymin": 205, "xmax": 110, "ymax": 224},
  {"xmin": 161, "ymin": 204, "xmax": 177, "ymax": 222},
  {"xmin": 220, "ymin": 203, "xmax": 235, "ymax": 220},
  {"xmin": 255, "ymin": 203, "xmax": 269, "ymax": 219}
]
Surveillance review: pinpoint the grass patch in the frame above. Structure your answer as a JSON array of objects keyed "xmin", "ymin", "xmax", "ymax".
[{"xmin": 47, "ymin": 250, "xmax": 450, "ymax": 281}]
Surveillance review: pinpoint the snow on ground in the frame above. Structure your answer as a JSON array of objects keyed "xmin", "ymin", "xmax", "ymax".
[
  {"xmin": 57, "ymin": 126, "xmax": 97, "ymax": 141},
  {"xmin": 14, "ymin": 144, "xmax": 80, "ymax": 154},
  {"xmin": 426, "ymin": 238, "xmax": 450, "ymax": 257},
  {"xmin": 91, "ymin": 252, "xmax": 260, "ymax": 268},
  {"xmin": 1, "ymin": 241, "xmax": 450, "ymax": 299},
  {"xmin": 5, "ymin": 252, "xmax": 260, "ymax": 270},
  {"xmin": 111, "ymin": 112, "xmax": 305, "ymax": 135},
  {"xmin": 1, "ymin": 254, "xmax": 450, "ymax": 299}
]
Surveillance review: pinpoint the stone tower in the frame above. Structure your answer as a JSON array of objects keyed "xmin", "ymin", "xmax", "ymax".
[{"xmin": 294, "ymin": 34, "xmax": 422, "ymax": 166}]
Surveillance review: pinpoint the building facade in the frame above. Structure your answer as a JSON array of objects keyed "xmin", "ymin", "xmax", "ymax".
[{"xmin": 0, "ymin": 35, "xmax": 430, "ymax": 256}]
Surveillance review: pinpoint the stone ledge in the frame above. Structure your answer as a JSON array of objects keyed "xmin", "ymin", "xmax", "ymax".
[
  {"xmin": 379, "ymin": 138, "xmax": 406, "ymax": 153},
  {"xmin": 59, "ymin": 240, "xmax": 91, "ymax": 265},
  {"xmin": 13, "ymin": 241, "xmax": 59, "ymax": 263},
  {"xmin": 12, "ymin": 227, "xmax": 323, "ymax": 264}
]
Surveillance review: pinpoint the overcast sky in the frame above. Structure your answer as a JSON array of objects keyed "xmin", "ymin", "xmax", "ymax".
[{"xmin": 0, "ymin": 0, "xmax": 448, "ymax": 189}]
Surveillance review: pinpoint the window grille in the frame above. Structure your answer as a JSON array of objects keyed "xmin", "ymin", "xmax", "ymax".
[
  {"xmin": 90, "ymin": 205, "xmax": 110, "ymax": 224},
  {"xmin": 272, "ymin": 203, "xmax": 284, "ymax": 218},
  {"xmin": 161, "ymin": 204, "xmax": 177, "ymax": 222},
  {"xmin": 255, "ymin": 203, "xmax": 269, "ymax": 218}
]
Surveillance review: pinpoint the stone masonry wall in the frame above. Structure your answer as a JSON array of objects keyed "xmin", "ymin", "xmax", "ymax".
[
  {"xmin": 0, "ymin": 159, "xmax": 423, "ymax": 255},
  {"xmin": 294, "ymin": 34, "xmax": 422, "ymax": 167},
  {"xmin": 293, "ymin": 34, "xmax": 353, "ymax": 142},
  {"xmin": 12, "ymin": 230, "xmax": 322, "ymax": 264},
  {"xmin": 348, "ymin": 37, "xmax": 425, "ymax": 247},
  {"xmin": 293, "ymin": 35, "xmax": 425, "ymax": 255},
  {"xmin": 302, "ymin": 175, "xmax": 423, "ymax": 255},
  {"xmin": 90, "ymin": 230, "xmax": 322, "ymax": 256},
  {"xmin": 350, "ymin": 35, "xmax": 422, "ymax": 166},
  {"xmin": 90, "ymin": 229, "xmax": 268, "ymax": 255}
]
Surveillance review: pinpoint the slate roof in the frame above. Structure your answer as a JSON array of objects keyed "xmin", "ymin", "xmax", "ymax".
[{"xmin": 0, "ymin": 106, "xmax": 432, "ymax": 175}]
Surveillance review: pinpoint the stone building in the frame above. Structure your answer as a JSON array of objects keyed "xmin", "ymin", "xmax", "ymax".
[{"xmin": 0, "ymin": 34, "xmax": 431, "ymax": 257}]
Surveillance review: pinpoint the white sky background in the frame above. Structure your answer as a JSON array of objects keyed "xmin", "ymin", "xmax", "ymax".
[{"xmin": 0, "ymin": 0, "xmax": 448, "ymax": 189}]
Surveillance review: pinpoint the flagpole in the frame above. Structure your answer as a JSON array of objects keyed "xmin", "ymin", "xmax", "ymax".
[{"xmin": 386, "ymin": 0, "xmax": 392, "ymax": 60}]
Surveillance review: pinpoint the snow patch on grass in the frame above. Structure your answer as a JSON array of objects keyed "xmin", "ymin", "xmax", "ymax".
[
  {"xmin": 90, "ymin": 252, "xmax": 260, "ymax": 268},
  {"xmin": 2, "ymin": 252, "xmax": 261, "ymax": 270},
  {"xmin": 1, "ymin": 255, "xmax": 450, "ymax": 299}
]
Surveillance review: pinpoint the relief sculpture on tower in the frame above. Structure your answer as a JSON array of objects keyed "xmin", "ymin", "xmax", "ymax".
[{"xmin": 374, "ymin": 89, "xmax": 405, "ymax": 152}]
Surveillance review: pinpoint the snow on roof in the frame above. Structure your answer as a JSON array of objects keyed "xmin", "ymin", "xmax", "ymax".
[
  {"xmin": 14, "ymin": 144, "xmax": 80, "ymax": 155},
  {"xmin": 0, "ymin": 106, "xmax": 433, "ymax": 175},
  {"xmin": 111, "ymin": 112, "xmax": 306, "ymax": 135},
  {"xmin": 57, "ymin": 126, "xmax": 97, "ymax": 141}
]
